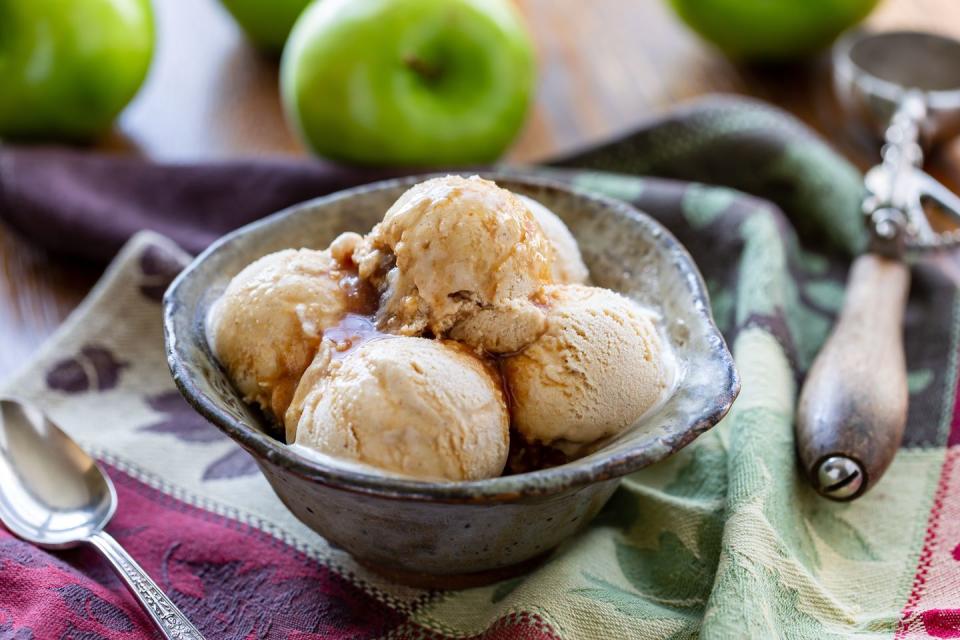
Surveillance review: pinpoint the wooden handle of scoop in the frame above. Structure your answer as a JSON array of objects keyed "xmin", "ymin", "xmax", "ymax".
[{"xmin": 796, "ymin": 253, "xmax": 910, "ymax": 500}]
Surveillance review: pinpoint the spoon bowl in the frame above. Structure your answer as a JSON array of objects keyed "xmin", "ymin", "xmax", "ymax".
[{"xmin": 0, "ymin": 398, "xmax": 115, "ymax": 549}]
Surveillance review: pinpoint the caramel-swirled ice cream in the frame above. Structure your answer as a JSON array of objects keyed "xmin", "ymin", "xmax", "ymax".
[{"xmin": 208, "ymin": 175, "xmax": 674, "ymax": 481}]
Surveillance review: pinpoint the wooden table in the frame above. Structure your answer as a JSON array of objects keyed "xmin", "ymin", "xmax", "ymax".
[{"xmin": 2, "ymin": 0, "xmax": 959, "ymax": 378}]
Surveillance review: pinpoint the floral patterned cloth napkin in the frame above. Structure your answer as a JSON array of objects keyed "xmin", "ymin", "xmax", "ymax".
[{"xmin": 2, "ymin": 96, "xmax": 960, "ymax": 639}]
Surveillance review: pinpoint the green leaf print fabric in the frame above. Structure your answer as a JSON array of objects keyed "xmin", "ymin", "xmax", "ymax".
[{"xmin": 411, "ymin": 97, "xmax": 957, "ymax": 638}]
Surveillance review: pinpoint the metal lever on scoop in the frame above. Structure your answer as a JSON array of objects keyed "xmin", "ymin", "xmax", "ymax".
[{"xmin": 797, "ymin": 94, "xmax": 928, "ymax": 501}]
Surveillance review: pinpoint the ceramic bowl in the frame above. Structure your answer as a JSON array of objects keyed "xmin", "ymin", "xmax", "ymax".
[{"xmin": 163, "ymin": 173, "xmax": 739, "ymax": 588}]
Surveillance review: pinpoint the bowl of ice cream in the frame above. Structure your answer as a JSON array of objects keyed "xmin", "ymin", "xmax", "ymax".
[{"xmin": 164, "ymin": 173, "xmax": 739, "ymax": 588}]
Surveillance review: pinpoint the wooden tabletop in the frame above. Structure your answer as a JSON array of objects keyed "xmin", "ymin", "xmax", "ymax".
[{"xmin": 2, "ymin": 0, "xmax": 959, "ymax": 379}]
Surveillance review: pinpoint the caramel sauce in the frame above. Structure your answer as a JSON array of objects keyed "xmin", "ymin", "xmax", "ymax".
[
  {"xmin": 335, "ymin": 267, "xmax": 379, "ymax": 316},
  {"xmin": 314, "ymin": 251, "xmax": 389, "ymax": 358},
  {"xmin": 322, "ymin": 313, "xmax": 393, "ymax": 359},
  {"xmin": 504, "ymin": 432, "xmax": 571, "ymax": 475},
  {"xmin": 495, "ymin": 358, "xmax": 514, "ymax": 421}
]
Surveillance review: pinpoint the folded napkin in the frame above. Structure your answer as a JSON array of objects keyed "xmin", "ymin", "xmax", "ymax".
[{"xmin": 1, "ymin": 96, "xmax": 958, "ymax": 639}]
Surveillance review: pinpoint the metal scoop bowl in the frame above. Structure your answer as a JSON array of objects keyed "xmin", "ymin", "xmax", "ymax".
[{"xmin": 834, "ymin": 30, "xmax": 960, "ymax": 147}]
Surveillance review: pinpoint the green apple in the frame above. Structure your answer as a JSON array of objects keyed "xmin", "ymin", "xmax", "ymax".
[
  {"xmin": 668, "ymin": 0, "xmax": 881, "ymax": 61},
  {"xmin": 0, "ymin": 0, "xmax": 154, "ymax": 142},
  {"xmin": 281, "ymin": 0, "xmax": 536, "ymax": 166},
  {"xmin": 219, "ymin": 0, "xmax": 312, "ymax": 53}
]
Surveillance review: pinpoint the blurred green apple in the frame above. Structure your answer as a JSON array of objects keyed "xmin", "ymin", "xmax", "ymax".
[
  {"xmin": 281, "ymin": 0, "xmax": 536, "ymax": 166},
  {"xmin": 219, "ymin": 0, "xmax": 312, "ymax": 53},
  {"xmin": 0, "ymin": 0, "xmax": 154, "ymax": 142},
  {"xmin": 668, "ymin": 0, "xmax": 881, "ymax": 60}
]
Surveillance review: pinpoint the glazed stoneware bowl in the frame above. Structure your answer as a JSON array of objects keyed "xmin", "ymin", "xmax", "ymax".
[{"xmin": 163, "ymin": 173, "xmax": 739, "ymax": 588}]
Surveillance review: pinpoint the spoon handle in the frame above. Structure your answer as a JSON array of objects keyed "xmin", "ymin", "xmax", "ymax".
[{"xmin": 88, "ymin": 531, "xmax": 205, "ymax": 640}]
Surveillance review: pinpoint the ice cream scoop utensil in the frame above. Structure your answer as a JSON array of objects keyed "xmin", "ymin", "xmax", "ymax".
[
  {"xmin": 0, "ymin": 398, "xmax": 205, "ymax": 639},
  {"xmin": 797, "ymin": 31, "xmax": 960, "ymax": 501}
]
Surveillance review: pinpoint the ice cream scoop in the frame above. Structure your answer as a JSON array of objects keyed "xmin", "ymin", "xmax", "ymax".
[
  {"xmin": 288, "ymin": 336, "xmax": 509, "ymax": 481},
  {"xmin": 357, "ymin": 175, "xmax": 553, "ymax": 348},
  {"xmin": 519, "ymin": 195, "xmax": 589, "ymax": 285},
  {"xmin": 208, "ymin": 248, "xmax": 356, "ymax": 420},
  {"xmin": 504, "ymin": 284, "xmax": 672, "ymax": 448}
]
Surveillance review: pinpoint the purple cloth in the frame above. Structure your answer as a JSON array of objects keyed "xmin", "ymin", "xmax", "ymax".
[
  {"xmin": 0, "ymin": 150, "xmax": 405, "ymax": 262},
  {"xmin": 0, "ymin": 95, "xmax": 862, "ymax": 264}
]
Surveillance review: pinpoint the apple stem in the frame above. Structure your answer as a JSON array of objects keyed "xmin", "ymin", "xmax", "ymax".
[{"xmin": 403, "ymin": 54, "xmax": 442, "ymax": 82}]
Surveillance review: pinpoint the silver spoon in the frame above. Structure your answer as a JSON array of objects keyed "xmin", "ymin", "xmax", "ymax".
[{"xmin": 0, "ymin": 398, "xmax": 204, "ymax": 639}]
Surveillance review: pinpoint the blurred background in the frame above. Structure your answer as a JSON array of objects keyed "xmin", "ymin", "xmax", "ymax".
[
  {"xmin": 2, "ymin": 0, "xmax": 959, "ymax": 373},
  {"xmin": 98, "ymin": 0, "xmax": 960, "ymax": 164}
]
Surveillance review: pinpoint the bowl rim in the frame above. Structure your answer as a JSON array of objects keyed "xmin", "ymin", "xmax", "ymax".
[{"xmin": 164, "ymin": 171, "xmax": 740, "ymax": 504}]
